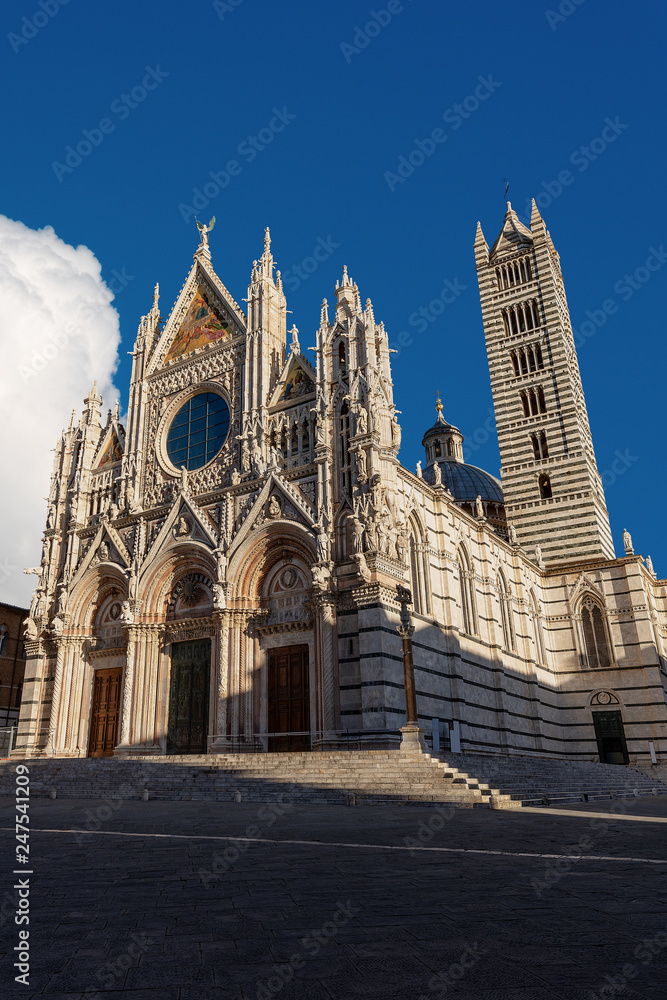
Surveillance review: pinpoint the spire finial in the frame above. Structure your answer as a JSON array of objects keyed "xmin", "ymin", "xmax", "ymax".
[
  {"xmin": 435, "ymin": 391, "xmax": 443, "ymax": 414},
  {"xmin": 264, "ymin": 226, "xmax": 271, "ymax": 250}
]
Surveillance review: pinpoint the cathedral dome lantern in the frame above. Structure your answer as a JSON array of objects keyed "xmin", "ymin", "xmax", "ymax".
[
  {"xmin": 420, "ymin": 396, "xmax": 506, "ymax": 532},
  {"xmin": 421, "ymin": 394, "xmax": 464, "ymax": 466}
]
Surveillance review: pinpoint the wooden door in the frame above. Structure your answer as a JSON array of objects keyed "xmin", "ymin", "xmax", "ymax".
[
  {"xmin": 167, "ymin": 638, "xmax": 211, "ymax": 754},
  {"xmin": 268, "ymin": 644, "xmax": 310, "ymax": 751},
  {"xmin": 88, "ymin": 668, "xmax": 122, "ymax": 757},
  {"xmin": 593, "ymin": 710, "xmax": 629, "ymax": 765}
]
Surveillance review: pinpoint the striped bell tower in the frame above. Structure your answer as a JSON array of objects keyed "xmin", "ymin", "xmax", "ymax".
[{"xmin": 474, "ymin": 200, "xmax": 614, "ymax": 566}]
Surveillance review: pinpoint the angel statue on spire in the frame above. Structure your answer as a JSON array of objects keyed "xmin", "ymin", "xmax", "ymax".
[{"xmin": 196, "ymin": 217, "xmax": 216, "ymax": 247}]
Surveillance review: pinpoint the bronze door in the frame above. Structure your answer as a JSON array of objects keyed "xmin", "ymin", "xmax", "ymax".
[
  {"xmin": 167, "ymin": 638, "xmax": 211, "ymax": 754},
  {"xmin": 88, "ymin": 668, "xmax": 122, "ymax": 757},
  {"xmin": 268, "ymin": 644, "xmax": 310, "ymax": 751},
  {"xmin": 593, "ymin": 710, "xmax": 629, "ymax": 765}
]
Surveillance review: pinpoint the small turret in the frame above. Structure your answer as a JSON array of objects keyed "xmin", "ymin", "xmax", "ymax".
[{"xmin": 421, "ymin": 394, "xmax": 464, "ymax": 465}]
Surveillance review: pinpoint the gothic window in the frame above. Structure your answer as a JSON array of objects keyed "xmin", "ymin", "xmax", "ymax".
[
  {"xmin": 339, "ymin": 403, "xmax": 352, "ymax": 497},
  {"xmin": 166, "ymin": 392, "xmax": 230, "ymax": 471},
  {"xmin": 498, "ymin": 572, "xmax": 515, "ymax": 651},
  {"xmin": 520, "ymin": 391, "xmax": 530, "ymax": 417},
  {"xmin": 408, "ymin": 515, "xmax": 430, "ymax": 616},
  {"xmin": 338, "ymin": 341, "xmax": 347, "ymax": 374},
  {"xmin": 531, "ymin": 431, "xmax": 549, "ymax": 460},
  {"xmin": 496, "ymin": 257, "xmax": 532, "ymax": 290},
  {"xmin": 536, "ymin": 386, "xmax": 546, "ymax": 413},
  {"xmin": 539, "ymin": 474, "xmax": 552, "ymax": 499},
  {"xmin": 511, "ymin": 344, "xmax": 544, "ymax": 377},
  {"xmin": 458, "ymin": 546, "xmax": 477, "ymax": 635},
  {"xmin": 530, "ymin": 591, "xmax": 547, "ymax": 665},
  {"xmin": 0, "ymin": 624, "xmax": 7, "ymax": 655},
  {"xmin": 580, "ymin": 596, "xmax": 611, "ymax": 669}
]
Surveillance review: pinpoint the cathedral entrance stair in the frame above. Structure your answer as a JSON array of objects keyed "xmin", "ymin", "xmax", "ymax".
[
  {"xmin": 3, "ymin": 751, "xmax": 665, "ymax": 808},
  {"xmin": 1, "ymin": 750, "xmax": 523, "ymax": 808},
  {"xmin": 430, "ymin": 751, "xmax": 667, "ymax": 806}
]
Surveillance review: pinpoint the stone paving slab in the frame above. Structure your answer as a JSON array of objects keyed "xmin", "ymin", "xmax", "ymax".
[{"xmin": 2, "ymin": 796, "xmax": 667, "ymax": 999}]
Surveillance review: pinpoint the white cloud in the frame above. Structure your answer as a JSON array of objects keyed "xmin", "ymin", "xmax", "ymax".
[{"xmin": 0, "ymin": 216, "xmax": 121, "ymax": 606}]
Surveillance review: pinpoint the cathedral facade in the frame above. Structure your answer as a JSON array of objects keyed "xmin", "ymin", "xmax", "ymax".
[{"xmin": 14, "ymin": 203, "xmax": 667, "ymax": 766}]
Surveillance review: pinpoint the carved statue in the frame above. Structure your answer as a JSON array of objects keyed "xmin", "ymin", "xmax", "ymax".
[
  {"xmin": 241, "ymin": 439, "xmax": 251, "ymax": 472},
  {"xmin": 24, "ymin": 618, "xmax": 38, "ymax": 640},
  {"xmin": 311, "ymin": 563, "xmax": 329, "ymax": 591},
  {"xmin": 535, "ymin": 544, "xmax": 545, "ymax": 570},
  {"xmin": 98, "ymin": 542, "xmax": 109, "ymax": 562},
  {"xmin": 251, "ymin": 439, "xmax": 266, "ymax": 477},
  {"xmin": 623, "ymin": 528, "xmax": 633, "ymax": 556},
  {"xmin": 364, "ymin": 517, "xmax": 378, "ymax": 553},
  {"xmin": 120, "ymin": 600, "xmax": 134, "ymax": 624},
  {"xmin": 196, "ymin": 216, "xmax": 216, "ymax": 246},
  {"xmin": 268, "ymin": 495, "xmax": 282, "ymax": 519},
  {"xmin": 214, "ymin": 545, "xmax": 228, "ymax": 582},
  {"xmin": 351, "ymin": 515, "xmax": 365, "ymax": 554},
  {"xmin": 314, "ymin": 523, "xmax": 329, "ymax": 563},
  {"xmin": 212, "ymin": 583, "xmax": 226, "ymax": 610},
  {"xmin": 355, "ymin": 448, "xmax": 367, "ymax": 482},
  {"xmin": 475, "ymin": 495, "xmax": 484, "ymax": 519},
  {"xmin": 391, "ymin": 414, "xmax": 401, "ymax": 450},
  {"xmin": 56, "ymin": 584, "xmax": 69, "ymax": 615},
  {"xmin": 50, "ymin": 616, "xmax": 64, "ymax": 637},
  {"xmin": 231, "ymin": 469, "xmax": 241, "ymax": 485},
  {"xmin": 355, "ymin": 405, "xmax": 368, "ymax": 436},
  {"xmin": 433, "ymin": 462, "xmax": 442, "ymax": 486},
  {"xmin": 352, "ymin": 551, "xmax": 371, "ymax": 583},
  {"xmin": 416, "ymin": 461, "xmax": 422, "ymax": 479},
  {"xmin": 180, "ymin": 466, "xmax": 189, "ymax": 492},
  {"xmin": 109, "ymin": 502, "xmax": 119, "ymax": 521},
  {"xmin": 176, "ymin": 516, "xmax": 190, "ymax": 537},
  {"xmin": 395, "ymin": 529, "xmax": 407, "ymax": 564},
  {"xmin": 46, "ymin": 504, "xmax": 56, "ymax": 529},
  {"xmin": 376, "ymin": 518, "xmax": 389, "ymax": 556},
  {"xmin": 508, "ymin": 523, "xmax": 517, "ymax": 546},
  {"xmin": 646, "ymin": 555, "xmax": 655, "ymax": 576}
]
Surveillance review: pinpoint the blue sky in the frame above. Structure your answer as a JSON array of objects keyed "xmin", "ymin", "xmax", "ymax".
[{"xmin": 2, "ymin": 0, "xmax": 666, "ymax": 574}]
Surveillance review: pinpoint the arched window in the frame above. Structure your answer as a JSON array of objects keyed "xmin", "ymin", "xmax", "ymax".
[
  {"xmin": 536, "ymin": 386, "xmax": 546, "ymax": 413},
  {"xmin": 498, "ymin": 572, "xmax": 515, "ymax": 651},
  {"xmin": 408, "ymin": 515, "xmax": 429, "ymax": 616},
  {"xmin": 580, "ymin": 596, "xmax": 611, "ymax": 669},
  {"xmin": 0, "ymin": 624, "xmax": 7, "ymax": 655},
  {"xmin": 539, "ymin": 474, "xmax": 552, "ymax": 499},
  {"xmin": 531, "ymin": 431, "xmax": 548, "ymax": 460},
  {"xmin": 338, "ymin": 341, "xmax": 347, "ymax": 374},
  {"xmin": 458, "ymin": 546, "xmax": 477, "ymax": 635},
  {"xmin": 530, "ymin": 591, "xmax": 546, "ymax": 665}
]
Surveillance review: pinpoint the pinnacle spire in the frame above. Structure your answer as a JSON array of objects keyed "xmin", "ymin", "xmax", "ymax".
[{"xmin": 320, "ymin": 298, "xmax": 329, "ymax": 327}]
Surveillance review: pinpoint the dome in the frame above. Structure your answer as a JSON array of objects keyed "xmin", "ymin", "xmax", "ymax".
[{"xmin": 422, "ymin": 460, "xmax": 503, "ymax": 504}]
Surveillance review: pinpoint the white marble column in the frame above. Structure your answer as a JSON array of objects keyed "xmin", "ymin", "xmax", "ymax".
[
  {"xmin": 45, "ymin": 638, "xmax": 67, "ymax": 754},
  {"xmin": 117, "ymin": 627, "xmax": 137, "ymax": 748}
]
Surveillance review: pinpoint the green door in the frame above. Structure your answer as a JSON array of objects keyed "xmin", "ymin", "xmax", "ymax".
[
  {"xmin": 592, "ymin": 710, "xmax": 629, "ymax": 765},
  {"xmin": 167, "ymin": 638, "xmax": 211, "ymax": 754}
]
